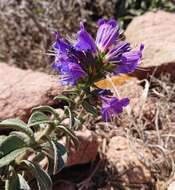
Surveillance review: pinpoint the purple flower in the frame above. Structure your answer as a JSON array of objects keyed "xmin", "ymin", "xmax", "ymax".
[
  {"xmin": 74, "ymin": 22, "xmax": 96, "ymax": 53},
  {"xmin": 73, "ymin": 19, "xmax": 143, "ymax": 75},
  {"xmin": 95, "ymin": 19, "xmax": 119, "ymax": 53},
  {"xmin": 53, "ymin": 32, "xmax": 71, "ymax": 55},
  {"xmin": 52, "ymin": 35, "xmax": 87, "ymax": 85},
  {"xmin": 53, "ymin": 57, "xmax": 86, "ymax": 85},
  {"xmin": 114, "ymin": 44, "xmax": 144, "ymax": 74},
  {"xmin": 52, "ymin": 18, "xmax": 144, "ymax": 86},
  {"xmin": 100, "ymin": 96, "xmax": 129, "ymax": 121}
]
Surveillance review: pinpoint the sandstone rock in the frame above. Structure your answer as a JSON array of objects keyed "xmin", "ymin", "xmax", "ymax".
[
  {"xmin": 0, "ymin": 63, "xmax": 62, "ymax": 120},
  {"xmin": 106, "ymin": 136, "xmax": 153, "ymax": 185},
  {"xmin": 67, "ymin": 129, "xmax": 99, "ymax": 166},
  {"xmin": 125, "ymin": 11, "xmax": 175, "ymax": 79},
  {"xmin": 168, "ymin": 181, "xmax": 175, "ymax": 190}
]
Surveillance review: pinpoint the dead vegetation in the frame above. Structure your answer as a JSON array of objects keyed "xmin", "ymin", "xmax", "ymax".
[{"xmin": 90, "ymin": 73, "xmax": 175, "ymax": 190}]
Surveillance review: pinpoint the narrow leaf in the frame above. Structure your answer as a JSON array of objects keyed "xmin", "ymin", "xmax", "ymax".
[
  {"xmin": 28, "ymin": 111, "xmax": 51, "ymax": 127},
  {"xmin": 56, "ymin": 125, "xmax": 79, "ymax": 147},
  {"xmin": 32, "ymin": 106, "xmax": 60, "ymax": 120},
  {"xmin": 49, "ymin": 139, "xmax": 67, "ymax": 174},
  {"xmin": 5, "ymin": 175, "xmax": 20, "ymax": 190},
  {"xmin": 0, "ymin": 119, "xmax": 34, "ymax": 141},
  {"xmin": 22, "ymin": 160, "xmax": 52, "ymax": 190},
  {"xmin": 0, "ymin": 135, "xmax": 27, "ymax": 158},
  {"xmin": 82, "ymin": 100, "xmax": 97, "ymax": 116},
  {"xmin": 5, "ymin": 173, "xmax": 31, "ymax": 190},
  {"xmin": 64, "ymin": 106, "xmax": 74, "ymax": 129},
  {"xmin": 10, "ymin": 131, "xmax": 31, "ymax": 145},
  {"xmin": 0, "ymin": 135, "xmax": 6, "ymax": 143},
  {"xmin": 0, "ymin": 147, "xmax": 29, "ymax": 168}
]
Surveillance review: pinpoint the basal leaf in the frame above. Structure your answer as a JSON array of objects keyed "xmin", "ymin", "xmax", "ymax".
[
  {"xmin": 22, "ymin": 160, "xmax": 52, "ymax": 190},
  {"xmin": 28, "ymin": 111, "xmax": 51, "ymax": 127},
  {"xmin": 0, "ymin": 135, "xmax": 28, "ymax": 159},
  {"xmin": 0, "ymin": 135, "xmax": 6, "ymax": 144},
  {"xmin": 5, "ymin": 174, "xmax": 20, "ymax": 190},
  {"xmin": 0, "ymin": 119, "xmax": 34, "ymax": 142},
  {"xmin": 5, "ymin": 173, "xmax": 31, "ymax": 190},
  {"xmin": 0, "ymin": 147, "xmax": 29, "ymax": 168},
  {"xmin": 10, "ymin": 131, "xmax": 31, "ymax": 145},
  {"xmin": 32, "ymin": 106, "xmax": 60, "ymax": 120}
]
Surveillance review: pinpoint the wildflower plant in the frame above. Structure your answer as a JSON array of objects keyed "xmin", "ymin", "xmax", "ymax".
[
  {"xmin": 52, "ymin": 18, "xmax": 143, "ymax": 121},
  {"xmin": 0, "ymin": 19, "xmax": 143, "ymax": 189}
]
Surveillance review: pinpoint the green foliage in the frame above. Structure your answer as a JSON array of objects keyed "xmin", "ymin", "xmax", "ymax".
[
  {"xmin": 22, "ymin": 160, "xmax": 52, "ymax": 190},
  {"xmin": 0, "ymin": 148, "xmax": 30, "ymax": 168},
  {"xmin": 49, "ymin": 139, "xmax": 67, "ymax": 174},
  {"xmin": 0, "ymin": 105, "xmax": 80, "ymax": 190},
  {"xmin": 0, "ymin": 119, "xmax": 35, "ymax": 142},
  {"xmin": 28, "ymin": 111, "xmax": 50, "ymax": 127},
  {"xmin": 116, "ymin": 0, "xmax": 175, "ymax": 28}
]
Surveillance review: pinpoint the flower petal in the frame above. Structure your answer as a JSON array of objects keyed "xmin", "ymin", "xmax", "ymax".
[
  {"xmin": 100, "ymin": 96, "xmax": 129, "ymax": 122},
  {"xmin": 96, "ymin": 19, "xmax": 119, "ymax": 52},
  {"xmin": 74, "ymin": 22, "xmax": 96, "ymax": 53},
  {"xmin": 115, "ymin": 44, "xmax": 144, "ymax": 74}
]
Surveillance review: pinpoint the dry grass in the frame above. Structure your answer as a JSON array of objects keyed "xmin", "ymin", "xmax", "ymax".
[{"xmin": 88, "ymin": 73, "xmax": 175, "ymax": 190}]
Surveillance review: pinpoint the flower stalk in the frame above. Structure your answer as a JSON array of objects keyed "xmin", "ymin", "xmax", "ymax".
[{"xmin": 52, "ymin": 18, "xmax": 144, "ymax": 121}]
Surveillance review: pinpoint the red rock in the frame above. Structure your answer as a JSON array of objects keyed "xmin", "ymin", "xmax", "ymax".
[
  {"xmin": 106, "ymin": 136, "xmax": 153, "ymax": 185},
  {"xmin": 125, "ymin": 11, "xmax": 175, "ymax": 79},
  {"xmin": 67, "ymin": 129, "xmax": 99, "ymax": 166},
  {"xmin": 168, "ymin": 181, "xmax": 175, "ymax": 190},
  {"xmin": 0, "ymin": 63, "xmax": 62, "ymax": 120}
]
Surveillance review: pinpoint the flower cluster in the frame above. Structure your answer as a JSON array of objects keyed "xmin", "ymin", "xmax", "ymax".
[{"xmin": 52, "ymin": 18, "xmax": 143, "ymax": 121}]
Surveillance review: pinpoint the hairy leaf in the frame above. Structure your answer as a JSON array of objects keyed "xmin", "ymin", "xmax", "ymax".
[
  {"xmin": 49, "ymin": 139, "xmax": 67, "ymax": 174},
  {"xmin": 5, "ymin": 174, "xmax": 19, "ymax": 190},
  {"xmin": 56, "ymin": 125, "xmax": 79, "ymax": 147},
  {"xmin": 0, "ymin": 135, "xmax": 6, "ymax": 143},
  {"xmin": 10, "ymin": 131, "xmax": 31, "ymax": 145},
  {"xmin": 18, "ymin": 174, "xmax": 31, "ymax": 190},
  {"xmin": 32, "ymin": 106, "xmax": 60, "ymax": 120},
  {"xmin": 22, "ymin": 160, "xmax": 52, "ymax": 190},
  {"xmin": 5, "ymin": 173, "xmax": 31, "ymax": 190},
  {"xmin": 82, "ymin": 100, "xmax": 97, "ymax": 116},
  {"xmin": 28, "ymin": 111, "xmax": 51, "ymax": 127},
  {"xmin": 64, "ymin": 106, "xmax": 74, "ymax": 129},
  {"xmin": 0, "ymin": 135, "xmax": 27, "ymax": 159},
  {"xmin": 0, "ymin": 147, "xmax": 29, "ymax": 168},
  {"xmin": 0, "ymin": 119, "xmax": 34, "ymax": 142}
]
